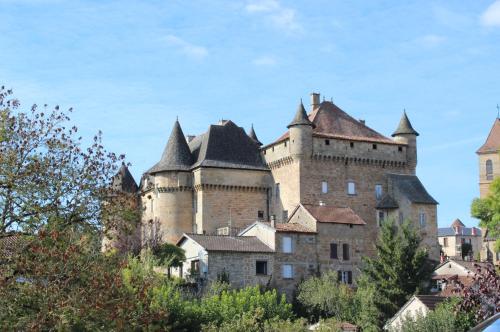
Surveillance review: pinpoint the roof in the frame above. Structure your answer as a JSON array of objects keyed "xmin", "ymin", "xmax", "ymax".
[
  {"xmin": 0, "ymin": 233, "xmax": 30, "ymax": 261},
  {"xmin": 248, "ymin": 124, "xmax": 263, "ymax": 146},
  {"xmin": 188, "ymin": 120, "xmax": 268, "ymax": 171},
  {"xmin": 149, "ymin": 120, "xmax": 193, "ymax": 173},
  {"xmin": 392, "ymin": 111, "xmax": 419, "ymax": 136},
  {"xmin": 376, "ymin": 194, "xmax": 399, "ymax": 209},
  {"xmin": 415, "ymin": 295, "xmax": 447, "ymax": 310},
  {"xmin": 271, "ymin": 101, "xmax": 397, "ymax": 146},
  {"xmin": 287, "ymin": 101, "xmax": 315, "ymax": 128},
  {"xmin": 477, "ymin": 118, "xmax": 500, "ymax": 154},
  {"xmin": 438, "ymin": 227, "xmax": 481, "ymax": 237},
  {"xmin": 388, "ymin": 173, "xmax": 438, "ymax": 205},
  {"xmin": 112, "ymin": 163, "xmax": 138, "ymax": 193},
  {"xmin": 434, "ymin": 259, "xmax": 491, "ymax": 274},
  {"xmin": 178, "ymin": 234, "xmax": 273, "ymax": 253},
  {"xmin": 302, "ymin": 204, "xmax": 366, "ymax": 225},
  {"xmin": 257, "ymin": 221, "xmax": 316, "ymax": 234},
  {"xmin": 451, "ymin": 218, "xmax": 465, "ymax": 228}
]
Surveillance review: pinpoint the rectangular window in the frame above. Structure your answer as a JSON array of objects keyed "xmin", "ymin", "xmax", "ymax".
[
  {"xmin": 443, "ymin": 238, "xmax": 448, "ymax": 247},
  {"xmin": 275, "ymin": 183, "xmax": 280, "ymax": 198},
  {"xmin": 378, "ymin": 211, "xmax": 385, "ymax": 226},
  {"xmin": 419, "ymin": 212, "xmax": 427, "ymax": 227},
  {"xmin": 191, "ymin": 260, "xmax": 200, "ymax": 275},
  {"xmin": 283, "ymin": 210, "xmax": 288, "ymax": 221},
  {"xmin": 350, "ymin": 142, "xmax": 354, "ymax": 148},
  {"xmin": 341, "ymin": 271, "xmax": 353, "ymax": 284},
  {"xmin": 398, "ymin": 146, "xmax": 403, "ymax": 152},
  {"xmin": 322, "ymin": 181, "xmax": 328, "ymax": 194},
  {"xmin": 342, "ymin": 243, "xmax": 350, "ymax": 260},
  {"xmin": 347, "ymin": 181, "xmax": 356, "ymax": 195},
  {"xmin": 282, "ymin": 236, "xmax": 292, "ymax": 253},
  {"xmin": 256, "ymin": 261, "xmax": 268, "ymax": 275},
  {"xmin": 372, "ymin": 144, "xmax": 377, "ymax": 150},
  {"xmin": 330, "ymin": 243, "xmax": 338, "ymax": 259},
  {"xmin": 375, "ymin": 184, "xmax": 383, "ymax": 199},
  {"xmin": 325, "ymin": 139, "xmax": 330, "ymax": 145},
  {"xmin": 258, "ymin": 210, "xmax": 264, "ymax": 219},
  {"xmin": 282, "ymin": 264, "xmax": 293, "ymax": 279}
]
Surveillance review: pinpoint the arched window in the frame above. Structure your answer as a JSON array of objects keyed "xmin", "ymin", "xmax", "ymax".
[{"xmin": 486, "ymin": 159, "xmax": 493, "ymax": 180}]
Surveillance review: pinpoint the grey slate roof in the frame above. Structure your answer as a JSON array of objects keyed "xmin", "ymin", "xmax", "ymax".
[
  {"xmin": 388, "ymin": 173, "xmax": 438, "ymax": 205},
  {"xmin": 392, "ymin": 111, "xmax": 419, "ymax": 137},
  {"xmin": 376, "ymin": 194, "xmax": 399, "ymax": 209},
  {"xmin": 113, "ymin": 163, "xmax": 138, "ymax": 193},
  {"xmin": 438, "ymin": 227, "xmax": 481, "ymax": 237},
  {"xmin": 188, "ymin": 120, "xmax": 267, "ymax": 170},
  {"xmin": 149, "ymin": 120, "xmax": 193, "ymax": 173},
  {"xmin": 179, "ymin": 234, "xmax": 273, "ymax": 253},
  {"xmin": 287, "ymin": 101, "xmax": 315, "ymax": 128},
  {"xmin": 248, "ymin": 124, "xmax": 263, "ymax": 146}
]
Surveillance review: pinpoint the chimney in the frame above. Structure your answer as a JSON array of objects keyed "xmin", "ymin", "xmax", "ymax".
[
  {"xmin": 311, "ymin": 92, "xmax": 320, "ymax": 111},
  {"xmin": 472, "ymin": 227, "xmax": 477, "ymax": 236},
  {"xmin": 270, "ymin": 215, "xmax": 276, "ymax": 228},
  {"xmin": 186, "ymin": 135, "xmax": 195, "ymax": 143},
  {"xmin": 359, "ymin": 119, "xmax": 366, "ymax": 125}
]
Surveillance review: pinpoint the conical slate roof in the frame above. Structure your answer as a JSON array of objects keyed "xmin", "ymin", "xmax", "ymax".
[
  {"xmin": 248, "ymin": 124, "xmax": 263, "ymax": 146},
  {"xmin": 149, "ymin": 120, "xmax": 193, "ymax": 173},
  {"xmin": 113, "ymin": 163, "xmax": 138, "ymax": 193},
  {"xmin": 392, "ymin": 111, "xmax": 419, "ymax": 137},
  {"xmin": 287, "ymin": 101, "xmax": 315, "ymax": 128}
]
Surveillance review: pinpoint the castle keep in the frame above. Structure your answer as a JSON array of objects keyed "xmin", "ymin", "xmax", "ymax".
[{"xmin": 111, "ymin": 92, "xmax": 439, "ymax": 294}]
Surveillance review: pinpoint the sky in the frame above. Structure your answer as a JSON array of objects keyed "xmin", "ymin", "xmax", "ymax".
[{"xmin": 1, "ymin": 0, "xmax": 500, "ymax": 228}]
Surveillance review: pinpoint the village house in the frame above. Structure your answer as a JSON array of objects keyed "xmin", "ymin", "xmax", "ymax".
[{"xmin": 438, "ymin": 218, "xmax": 482, "ymax": 260}]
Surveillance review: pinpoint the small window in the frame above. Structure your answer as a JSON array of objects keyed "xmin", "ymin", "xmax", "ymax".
[
  {"xmin": 419, "ymin": 212, "xmax": 427, "ymax": 227},
  {"xmin": 258, "ymin": 210, "xmax": 264, "ymax": 219},
  {"xmin": 282, "ymin": 236, "xmax": 292, "ymax": 253},
  {"xmin": 342, "ymin": 243, "xmax": 350, "ymax": 260},
  {"xmin": 372, "ymin": 144, "xmax": 377, "ymax": 150},
  {"xmin": 486, "ymin": 160, "xmax": 493, "ymax": 180},
  {"xmin": 443, "ymin": 238, "xmax": 448, "ymax": 247},
  {"xmin": 282, "ymin": 264, "xmax": 293, "ymax": 279},
  {"xmin": 283, "ymin": 210, "xmax": 288, "ymax": 221},
  {"xmin": 398, "ymin": 146, "xmax": 403, "ymax": 152},
  {"xmin": 191, "ymin": 260, "xmax": 200, "ymax": 275},
  {"xmin": 256, "ymin": 261, "xmax": 268, "ymax": 275},
  {"xmin": 350, "ymin": 142, "xmax": 354, "ymax": 148},
  {"xmin": 325, "ymin": 139, "xmax": 330, "ymax": 145},
  {"xmin": 272, "ymin": 146, "xmax": 274, "ymax": 152},
  {"xmin": 338, "ymin": 270, "xmax": 353, "ymax": 284},
  {"xmin": 375, "ymin": 184, "xmax": 383, "ymax": 199},
  {"xmin": 377, "ymin": 211, "xmax": 385, "ymax": 226},
  {"xmin": 330, "ymin": 243, "xmax": 338, "ymax": 259},
  {"xmin": 322, "ymin": 181, "xmax": 328, "ymax": 194},
  {"xmin": 347, "ymin": 181, "xmax": 356, "ymax": 195},
  {"xmin": 284, "ymin": 141, "xmax": 287, "ymax": 147},
  {"xmin": 275, "ymin": 183, "xmax": 280, "ymax": 198}
]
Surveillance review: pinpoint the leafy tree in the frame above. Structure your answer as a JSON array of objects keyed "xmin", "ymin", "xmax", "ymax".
[
  {"xmin": 360, "ymin": 219, "xmax": 434, "ymax": 326},
  {"xmin": 0, "ymin": 87, "xmax": 129, "ymax": 234},
  {"xmin": 471, "ymin": 177, "xmax": 500, "ymax": 251},
  {"xmin": 151, "ymin": 242, "xmax": 186, "ymax": 277}
]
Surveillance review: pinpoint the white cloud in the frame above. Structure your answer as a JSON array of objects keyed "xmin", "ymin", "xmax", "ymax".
[
  {"xmin": 245, "ymin": 0, "xmax": 302, "ymax": 33},
  {"xmin": 481, "ymin": 1, "xmax": 500, "ymax": 27},
  {"xmin": 252, "ymin": 55, "xmax": 277, "ymax": 66},
  {"xmin": 415, "ymin": 34, "xmax": 446, "ymax": 47},
  {"xmin": 163, "ymin": 35, "xmax": 208, "ymax": 60}
]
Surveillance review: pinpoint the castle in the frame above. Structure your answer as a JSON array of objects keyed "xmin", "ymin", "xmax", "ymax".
[{"xmin": 108, "ymin": 92, "xmax": 440, "ymax": 293}]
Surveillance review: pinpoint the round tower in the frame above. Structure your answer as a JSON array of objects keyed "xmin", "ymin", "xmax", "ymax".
[
  {"xmin": 392, "ymin": 111, "xmax": 419, "ymax": 172},
  {"xmin": 288, "ymin": 100, "xmax": 315, "ymax": 159},
  {"xmin": 145, "ymin": 119, "xmax": 194, "ymax": 244}
]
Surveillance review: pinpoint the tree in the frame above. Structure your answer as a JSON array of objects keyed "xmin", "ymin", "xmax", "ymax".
[
  {"xmin": 152, "ymin": 242, "xmax": 186, "ymax": 277},
  {"xmin": 0, "ymin": 87, "xmax": 128, "ymax": 234},
  {"xmin": 471, "ymin": 177, "xmax": 500, "ymax": 251},
  {"xmin": 360, "ymin": 219, "xmax": 434, "ymax": 326}
]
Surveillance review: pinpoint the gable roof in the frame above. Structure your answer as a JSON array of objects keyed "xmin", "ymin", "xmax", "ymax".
[
  {"xmin": 477, "ymin": 118, "xmax": 500, "ymax": 154},
  {"xmin": 387, "ymin": 174, "xmax": 438, "ymax": 205},
  {"xmin": 451, "ymin": 218, "xmax": 465, "ymax": 228},
  {"xmin": 301, "ymin": 204, "xmax": 366, "ymax": 225},
  {"xmin": 112, "ymin": 163, "xmax": 138, "ymax": 193},
  {"xmin": 149, "ymin": 120, "xmax": 193, "ymax": 173},
  {"xmin": 177, "ymin": 234, "xmax": 273, "ymax": 253},
  {"xmin": 269, "ymin": 101, "xmax": 399, "ymax": 147},
  {"xmin": 188, "ymin": 120, "xmax": 268, "ymax": 171},
  {"xmin": 392, "ymin": 111, "xmax": 419, "ymax": 137},
  {"xmin": 384, "ymin": 295, "xmax": 447, "ymax": 329}
]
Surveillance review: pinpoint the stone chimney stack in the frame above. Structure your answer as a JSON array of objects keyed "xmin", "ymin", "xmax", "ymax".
[{"xmin": 311, "ymin": 92, "xmax": 320, "ymax": 111}]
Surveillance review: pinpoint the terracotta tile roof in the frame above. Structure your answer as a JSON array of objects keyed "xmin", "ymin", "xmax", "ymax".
[
  {"xmin": 435, "ymin": 275, "xmax": 475, "ymax": 297},
  {"xmin": 259, "ymin": 222, "xmax": 316, "ymax": 234},
  {"xmin": 415, "ymin": 295, "xmax": 447, "ymax": 310},
  {"xmin": 268, "ymin": 101, "xmax": 399, "ymax": 147},
  {"xmin": 178, "ymin": 234, "xmax": 273, "ymax": 253},
  {"xmin": 477, "ymin": 118, "xmax": 500, "ymax": 154},
  {"xmin": 0, "ymin": 233, "xmax": 30, "ymax": 260},
  {"xmin": 302, "ymin": 204, "xmax": 366, "ymax": 225}
]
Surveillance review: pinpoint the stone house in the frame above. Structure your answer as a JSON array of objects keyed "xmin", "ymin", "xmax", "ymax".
[{"xmin": 438, "ymin": 219, "xmax": 482, "ymax": 260}]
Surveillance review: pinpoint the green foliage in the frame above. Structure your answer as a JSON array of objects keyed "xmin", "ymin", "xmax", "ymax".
[
  {"xmin": 296, "ymin": 271, "xmax": 356, "ymax": 322},
  {"xmin": 394, "ymin": 298, "xmax": 475, "ymax": 332},
  {"xmin": 471, "ymin": 177, "xmax": 500, "ymax": 251},
  {"xmin": 353, "ymin": 276, "xmax": 381, "ymax": 332},
  {"xmin": 360, "ymin": 219, "xmax": 434, "ymax": 326},
  {"xmin": 152, "ymin": 242, "xmax": 186, "ymax": 268}
]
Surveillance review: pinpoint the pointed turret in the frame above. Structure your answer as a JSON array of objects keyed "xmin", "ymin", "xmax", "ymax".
[
  {"xmin": 113, "ymin": 163, "xmax": 139, "ymax": 193},
  {"xmin": 392, "ymin": 111, "xmax": 419, "ymax": 137},
  {"xmin": 287, "ymin": 101, "xmax": 315, "ymax": 128},
  {"xmin": 248, "ymin": 124, "xmax": 263, "ymax": 146},
  {"xmin": 149, "ymin": 120, "xmax": 193, "ymax": 173}
]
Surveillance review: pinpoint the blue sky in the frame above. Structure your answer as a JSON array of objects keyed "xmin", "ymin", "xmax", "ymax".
[{"xmin": 1, "ymin": 0, "xmax": 500, "ymax": 227}]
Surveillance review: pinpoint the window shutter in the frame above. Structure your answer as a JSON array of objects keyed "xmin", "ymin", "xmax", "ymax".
[
  {"xmin": 343, "ymin": 243, "xmax": 350, "ymax": 260},
  {"xmin": 330, "ymin": 243, "xmax": 338, "ymax": 259},
  {"xmin": 347, "ymin": 271, "xmax": 352, "ymax": 284}
]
